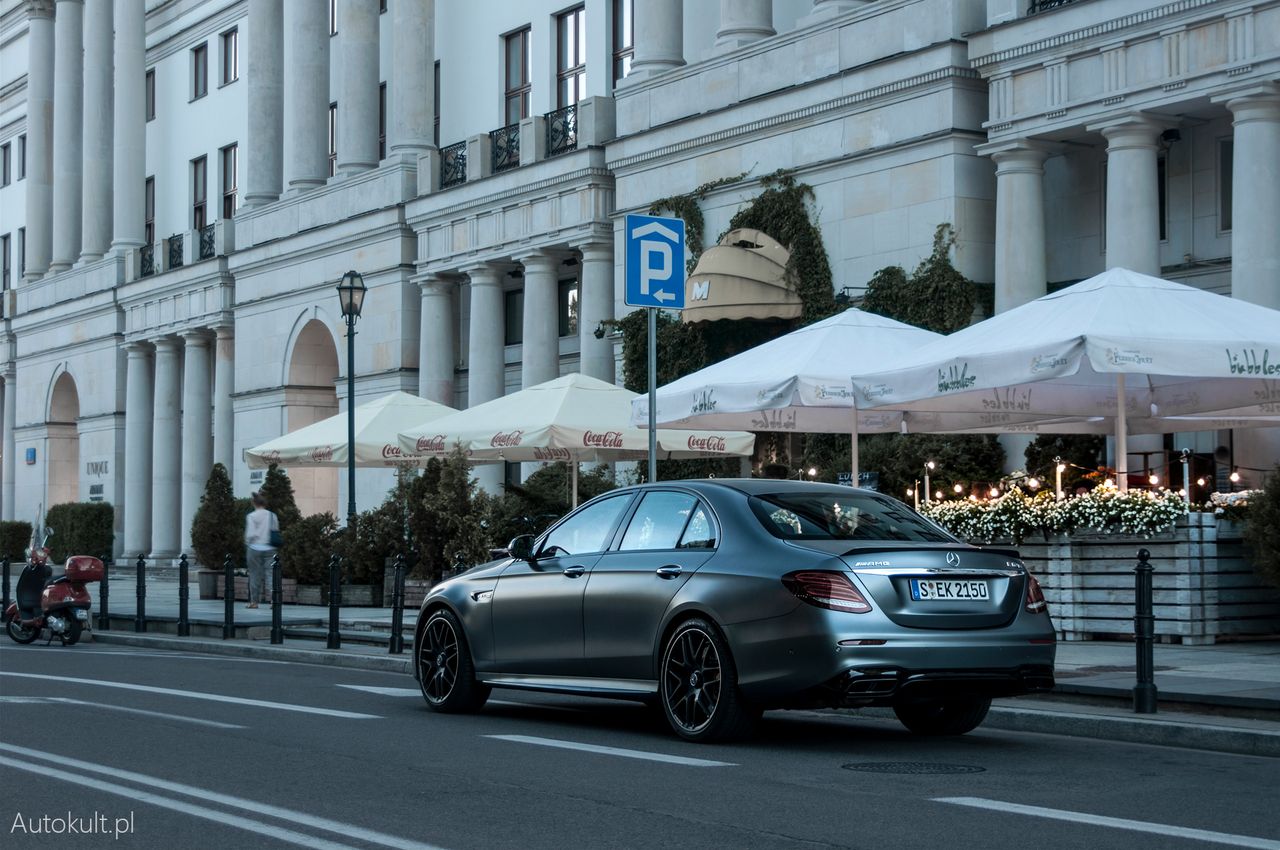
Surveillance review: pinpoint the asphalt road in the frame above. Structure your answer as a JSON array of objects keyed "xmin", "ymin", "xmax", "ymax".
[{"xmin": 1, "ymin": 641, "xmax": 1277, "ymax": 850}]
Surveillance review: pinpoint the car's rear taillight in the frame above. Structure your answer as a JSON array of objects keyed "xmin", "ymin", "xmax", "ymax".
[
  {"xmin": 1025, "ymin": 573, "xmax": 1047, "ymax": 614},
  {"xmin": 783, "ymin": 571, "xmax": 872, "ymax": 614}
]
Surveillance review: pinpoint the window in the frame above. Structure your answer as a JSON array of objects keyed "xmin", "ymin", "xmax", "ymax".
[
  {"xmin": 557, "ymin": 6, "xmax": 587, "ymax": 108},
  {"xmin": 433, "ymin": 61, "xmax": 441, "ymax": 147},
  {"xmin": 329, "ymin": 0, "xmax": 337, "ymax": 35},
  {"xmin": 379, "ymin": 0, "xmax": 387, "ymax": 11},
  {"xmin": 620, "ymin": 491, "xmax": 698, "ymax": 551},
  {"xmin": 1, "ymin": 143, "xmax": 9, "ymax": 187},
  {"xmin": 679, "ymin": 503, "xmax": 718, "ymax": 549},
  {"xmin": 2, "ymin": 234, "xmax": 10, "ymax": 290},
  {"xmin": 220, "ymin": 28, "xmax": 238, "ymax": 85},
  {"xmin": 612, "ymin": 0, "xmax": 633, "ymax": 85},
  {"xmin": 221, "ymin": 144, "xmax": 238, "ymax": 218},
  {"xmin": 751, "ymin": 492, "xmax": 954, "ymax": 543},
  {"xmin": 144, "ymin": 177, "xmax": 155, "ymax": 244},
  {"xmin": 504, "ymin": 27, "xmax": 531, "ymax": 126},
  {"xmin": 1219, "ymin": 139, "xmax": 1233, "ymax": 232},
  {"xmin": 17, "ymin": 134, "xmax": 25, "ymax": 179},
  {"xmin": 328, "ymin": 102, "xmax": 337, "ymax": 177},
  {"xmin": 504, "ymin": 288, "xmax": 524, "ymax": 345},
  {"xmin": 146, "ymin": 69, "xmax": 155, "ymax": 121},
  {"xmin": 16, "ymin": 228, "xmax": 24, "ymax": 277},
  {"xmin": 378, "ymin": 82, "xmax": 387, "ymax": 161},
  {"xmin": 558, "ymin": 279, "xmax": 578, "ymax": 337},
  {"xmin": 192, "ymin": 43, "xmax": 208, "ymax": 100},
  {"xmin": 539, "ymin": 494, "xmax": 633, "ymax": 556},
  {"xmin": 1157, "ymin": 155, "xmax": 1167, "ymax": 242},
  {"xmin": 191, "ymin": 156, "xmax": 207, "ymax": 230}
]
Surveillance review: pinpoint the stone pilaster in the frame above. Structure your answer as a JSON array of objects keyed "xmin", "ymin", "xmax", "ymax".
[
  {"xmin": 123, "ymin": 343, "xmax": 153, "ymax": 558},
  {"xmin": 79, "ymin": 0, "xmax": 112, "ymax": 261},
  {"xmin": 244, "ymin": 0, "xmax": 284, "ymax": 206},
  {"xmin": 284, "ymin": 0, "xmax": 330, "ymax": 194},
  {"xmin": 150, "ymin": 338, "xmax": 182, "ymax": 560},
  {"xmin": 111, "ymin": 0, "xmax": 145, "ymax": 252},
  {"xmin": 213, "ymin": 326, "xmax": 235, "ymax": 471},
  {"xmin": 49, "ymin": 0, "xmax": 85, "ymax": 273},
  {"xmin": 24, "ymin": 1, "xmax": 55, "ymax": 280},
  {"xmin": 417, "ymin": 276, "xmax": 456, "ymax": 406},
  {"xmin": 180, "ymin": 332, "xmax": 213, "ymax": 556},
  {"xmin": 335, "ymin": 0, "xmax": 380, "ymax": 176}
]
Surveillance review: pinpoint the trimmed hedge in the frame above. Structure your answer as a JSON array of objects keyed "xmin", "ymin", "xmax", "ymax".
[
  {"xmin": 0, "ymin": 521, "xmax": 33, "ymax": 562},
  {"xmin": 45, "ymin": 502, "xmax": 115, "ymax": 563}
]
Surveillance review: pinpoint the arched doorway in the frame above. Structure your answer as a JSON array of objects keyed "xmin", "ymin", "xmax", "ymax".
[
  {"xmin": 286, "ymin": 320, "xmax": 339, "ymax": 517},
  {"xmin": 47, "ymin": 371, "xmax": 80, "ymax": 508}
]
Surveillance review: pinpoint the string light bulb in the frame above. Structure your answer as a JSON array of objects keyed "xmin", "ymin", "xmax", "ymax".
[
  {"xmin": 1230, "ymin": 470, "xmax": 1241, "ymax": 483},
  {"xmin": 1027, "ymin": 477, "xmax": 1040, "ymax": 489},
  {"xmin": 953, "ymin": 483, "xmax": 963, "ymax": 494},
  {"xmin": 989, "ymin": 487, "xmax": 1000, "ymax": 498},
  {"xmin": 1197, "ymin": 477, "xmax": 1206, "ymax": 487},
  {"xmin": 1149, "ymin": 474, "xmax": 1159, "ymax": 486},
  {"xmin": 935, "ymin": 490, "xmax": 943, "ymax": 500}
]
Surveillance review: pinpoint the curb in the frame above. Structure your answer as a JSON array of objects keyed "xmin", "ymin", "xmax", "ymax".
[{"xmin": 91, "ymin": 632, "xmax": 413, "ymax": 675}]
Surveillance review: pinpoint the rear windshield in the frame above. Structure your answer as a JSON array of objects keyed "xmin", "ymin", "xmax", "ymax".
[{"xmin": 749, "ymin": 492, "xmax": 955, "ymax": 543}]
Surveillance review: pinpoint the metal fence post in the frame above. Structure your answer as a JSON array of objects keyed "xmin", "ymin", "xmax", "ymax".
[
  {"xmin": 326, "ymin": 553, "xmax": 341, "ymax": 650},
  {"xmin": 96, "ymin": 553, "xmax": 111, "ymax": 630},
  {"xmin": 389, "ymin": 553, "xmax": 405, "ymax": 654},
  {"xmin": 177, "ymin": 554, "xmax": 190, "ymax": 637},
  {"xmin": 134, "ymin": 554, "xmax": 146, "ymax": 632},
  {"xmin": 1134, "ymin": 547, "xmax": 1158, "ymax": 714},
  {"xmin": 1, "ymin": 558, "xmax": 9, "ymax": 611},
  {"xmin": 270, "ymin": 554, "xmax": 283, "ymax": 645},
  {"xmin": 222, "ymin": 553, "xmax": 234, "ymax": 640}
]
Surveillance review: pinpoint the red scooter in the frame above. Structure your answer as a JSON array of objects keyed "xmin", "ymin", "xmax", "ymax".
[{"xmin": 3, "ymin": 526, "xmax": 102, "ymax": 646}]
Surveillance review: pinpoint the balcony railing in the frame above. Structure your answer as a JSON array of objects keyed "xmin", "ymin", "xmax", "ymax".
[
  {"xmin": 490, "ymin": 123, "xmax": 520, "ymax": 173},
  {"xmin": 1028, "ymin": 0, "xmax": 1080, "ymax": 13},
  {"xmin": 199, "ymin": 224, "xmax": 216, "ymax": 260},
  {"xmin": 546, "ymin": 104, "xmax": 578, "ymax": 158},
  {"xmin": 440, "ymin": 141, "xmax": 467, "ymax": 188},
  {"xmin": 168, "ymin": 234, "xmax": 184, "ymax": 270},
  {"xmin": 140, "ymin": 244, "xmax": 155, "ymax": 277}
]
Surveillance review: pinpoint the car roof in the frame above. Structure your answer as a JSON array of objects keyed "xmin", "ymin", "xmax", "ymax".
[{"xmin": 611, "ymin": 479, "xmax": 885, "ymax": 498}]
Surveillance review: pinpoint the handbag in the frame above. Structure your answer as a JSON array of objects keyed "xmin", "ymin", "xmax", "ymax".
[{"xmin": 269, "ymin": 529, "xmax": 283, "ymax": 548}]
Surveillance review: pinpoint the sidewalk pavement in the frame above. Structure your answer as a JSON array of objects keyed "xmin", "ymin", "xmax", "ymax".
[{"xmin": 36, "ymin": 574, "xmax": 1280, "ymax": 757}]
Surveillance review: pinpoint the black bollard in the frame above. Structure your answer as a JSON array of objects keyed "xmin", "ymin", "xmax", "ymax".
[
  {"xmin": 270, "ymin": 554, "xmax": 283, "ymax": 645},
  {"xmin": 177, "ymin": 554, "xmax": 190, "ymax": 637},
  {"xmin": 1, "ymin": 558, "xmax": 9, "ymax": 611},
  {"xmin": 97, "ymin": 553, "xmax": 111, "ymax": 631},
  {"xmin": 389, "ymin": 553, "xmax": 405, "ymax": 654},
  {"xmin": 326, "ymin": 553, "xmax": 341, "ymax": 649},
  {"xmin": 222, "ymin": 554, "xmax": 234, "ymax": 640},
  {"xmin": 1134, "ymin": 548, "xmax": 1158, "ymax": 714},
  {"xmin": 135, "ymin": 554, "xmax": 147, "ymax": 633}
]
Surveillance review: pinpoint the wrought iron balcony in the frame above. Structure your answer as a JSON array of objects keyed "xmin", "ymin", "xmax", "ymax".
[
  {"xmin": 490, "ymin": 123, "xmax": 520, "ymax": 173},
  {"xmin": 168, "ymin": 234, "xmax": 184, "ymax": 269},
  {"xmin": 1028, "ymin": 0, "xmax": 1080, "ymax": 13},
  {"xmin": 440, "ymin": 141, "xmax": 467, "ymax": 188},
  {"xmin": 546, "ymin": 104, "xmax": 578, "ymax": 158},
  {"xmin": 140, "ymin": 244, "xmax": 155, "ymax": 277},
  {"xmin": 199, "ymin": 223, "xmax": 216, "ymax": 260}
]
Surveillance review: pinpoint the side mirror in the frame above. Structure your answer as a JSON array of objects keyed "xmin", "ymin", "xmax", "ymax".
[{"xmin": 507, "ymin": 535, "xmax": 535, "ymax": 562}]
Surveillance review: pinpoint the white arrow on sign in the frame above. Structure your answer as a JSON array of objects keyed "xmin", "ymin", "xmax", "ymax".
[{"xmin": 633, "ymin": 220, "xmax": 681, "ymax": 299}]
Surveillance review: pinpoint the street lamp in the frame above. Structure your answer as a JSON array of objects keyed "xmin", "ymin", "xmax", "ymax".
[
  {"xmin": 923, "ymin": 460, "xmax": 935, "ymax": 505},
  {"xmin": 336, "ymin": 270, "xmax": 367, "ymax": 529}
]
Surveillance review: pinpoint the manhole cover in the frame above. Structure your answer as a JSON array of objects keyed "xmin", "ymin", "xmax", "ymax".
[{"xmin": 842, "ymin": 762, "xmax": 986, "ymax": 775}]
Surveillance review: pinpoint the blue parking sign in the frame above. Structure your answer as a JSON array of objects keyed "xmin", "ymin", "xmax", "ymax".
[{"xmin": 625, "ymin": 214, "xmax": 685, "ymax": 309}]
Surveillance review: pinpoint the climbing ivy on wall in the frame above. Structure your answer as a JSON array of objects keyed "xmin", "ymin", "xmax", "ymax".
[{"xmin": 860, "ymin": 223, "xmax": 975, "ymax": 333}]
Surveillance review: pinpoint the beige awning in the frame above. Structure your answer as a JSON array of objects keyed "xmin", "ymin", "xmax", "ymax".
[{"xmin": 682, "ymin": 228, "xmax": 802, "ymax": 323}]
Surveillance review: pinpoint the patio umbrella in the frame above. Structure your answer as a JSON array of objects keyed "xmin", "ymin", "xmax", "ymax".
[
  {"xmin": 397, "ymin": 373, "xmax": 755, "ymax": 506},
  {"xmin": 245, "ymin": 391, "xmax": 457, "ymax": 469},
  {"xmin": 848, "ymin": 268, "xmax": 1280, "ymax": 490}
]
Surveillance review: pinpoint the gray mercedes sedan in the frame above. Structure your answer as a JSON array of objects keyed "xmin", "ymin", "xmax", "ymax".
[{"xmin": 414, "ymin": 480, "xmax": 1056, "ymax": 743}]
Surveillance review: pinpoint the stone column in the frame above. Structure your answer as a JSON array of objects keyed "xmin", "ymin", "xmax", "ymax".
[
  {"xmin": 283, "ymin": 0, "xmax": 330, "ymax": 194},
  {"xmin": 123, "ymin": 343, "xmax": 153, "ymax": 558},
  {"xmin": 180, "ymin": 332, "xmax": 213, "ymax": 555},
  {"xmin": 49, "ymin": 0, "xmax": 84, "ymax": 274},
  {"xmin": 1223, "ymin": 88, "xmax": 1280, "ymax": 310},
  {"xmin": 336, "ymin": 0, "xmax": 379, "ymax": 176},
  {"xmin": 389, "ymin": 0, "xmax": 434, "ymax": 162},
  {"xmin": 519, "ymin": 253, "xmax": 561, "ymax": 389},
  {"xmin": 1091, "ymin": 115, "xmax": 1164, "ymax": 275},
  {"xmin": 628, "ymin": 0, "xmax": 683, "ymax": 80},
  {"xmin": 150, "ymin": 338, "xmax": 182, "ymax": 560},
  {"xmin": 213, "ymin": 326, "xmax": 235, "ymax": 471},
  {"xmin": 2, "ymin": 368, "xmax": 16, "ymax": 522},
  {"xmin": 111, "ymin": 0, "xmax": 145, "ymax": 253},
  {"xmin": 575, "ymin": 241, "xmax": 615, "ymax": 382},
  {"xmin": 984, "ymin": 141, "xmax": 1049, "ymax": 313},
  {"xmin": 24, "ymin": 1, "xmax": 55, "ymax": 281},
  {"xmin": 78, "ymin": 0, "xmax": 112, "ymax": 262},
  {"xmin": 466, "ymin": 265, "xmax": 505, "ymax": 493},
  {"xmin": 715, "ymin": 0, "xmax": 774, "ymax": 51},
  {"xmin": 243, "ymin": 0, "xmax": 284, "ymax": 206},
  {"xmin": 417, "ymin": 276, "xmax": 456, "ymax": 405}
]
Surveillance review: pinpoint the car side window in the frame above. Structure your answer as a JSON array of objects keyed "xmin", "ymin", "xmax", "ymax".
[
  {"xmin": 539, "ymin": 495, "xmax": 630, "ymax": 557},
  {"xmin": 677, "ymin": 502, "xmax": 718, "ymax": 549},
  {"xmin": 620, "ymin": 491, "xmax": 698, "ymax": 552}
]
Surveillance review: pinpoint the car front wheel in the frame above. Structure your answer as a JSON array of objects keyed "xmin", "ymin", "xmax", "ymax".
[
  {"xmin": 417, "ymin": 609, "xmax": 490, "ymax": 713},
  {"xmin": 659, "ymin": 618, "xmax": 756, "ymax": 743},
  {"xmin": 893, "ymin": 695, "xmax": 991, "ymax": 736}
]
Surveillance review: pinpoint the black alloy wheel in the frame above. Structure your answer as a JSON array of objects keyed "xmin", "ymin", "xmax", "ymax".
[
  {"xmin": 416, "ymin": 609, "xmax": 489, "ymax": 713},
  {"xmin": 660, "ymin": 618, "xmax": 756, "ymax": 743}
]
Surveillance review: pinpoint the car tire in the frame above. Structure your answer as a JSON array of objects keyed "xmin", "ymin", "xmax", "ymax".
[
  {"xmin": 417, "ymin": 608, "xmax": 490, "ymax": 713},
  {"xmin": 893, "ymin": 695, "xmax": 991, "ymax": 736},
  {"xmin": 659, "ymin": 618, "xmax": 756, "ymax": 743}
]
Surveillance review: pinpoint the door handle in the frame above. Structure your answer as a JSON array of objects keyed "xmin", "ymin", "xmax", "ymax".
[
  {"xmin": 563, "ymin": 565, "xmax": 586, "ymax": 578},
  {"xmin": 655, "ymin": 565, "xmax": 683, "ymax": 579}
]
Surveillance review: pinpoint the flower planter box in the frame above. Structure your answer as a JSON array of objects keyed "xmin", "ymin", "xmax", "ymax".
[
  {"xmin": 287, "ymin": 583, "xmax": 381, "ymax": 607},
  {"xmin": 382, "ymin": 574, "xmax": 435, "ymax": 608}
]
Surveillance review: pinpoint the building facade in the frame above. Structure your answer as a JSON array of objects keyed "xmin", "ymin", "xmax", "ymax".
[{"xmin": 0, "ymin": 0, "xmax": 1277, "ymax": 560}]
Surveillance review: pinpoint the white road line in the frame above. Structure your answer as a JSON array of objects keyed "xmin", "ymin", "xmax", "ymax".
[
  {"xmin": 485, "ymin": 734, "xmax": 737, "ymax": 767},
  {"xmin": 0, "ymin": 743, "xmax": 449, "ymax": 850},
  {"xmin": 337, "ymin": 684, "xmax": 422, "ymax": 696},
  {"xmin": 934, "ymin": 797, "xmax": 1280, "ymax": 850},
  {"xmin": 0, "ymin": 696, "xmax": 245, "ymax": 729},
  {"xmin": 0, "ymin": 672, "xmax": 379, "ymax": 719}
]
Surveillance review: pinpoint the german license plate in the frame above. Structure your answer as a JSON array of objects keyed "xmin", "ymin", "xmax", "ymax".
[
  {"xmin": 74, "ymin": 608, "xmax": 89, "ymax": 621},
  {"xmin": 910, "ymin": 579, "xmax": 988, "ymax": 601}
]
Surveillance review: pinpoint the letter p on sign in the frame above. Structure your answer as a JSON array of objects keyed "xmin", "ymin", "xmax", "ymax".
[{"xmin": 625, "ymin": 214, "xmax": 686, "ymax": 309}]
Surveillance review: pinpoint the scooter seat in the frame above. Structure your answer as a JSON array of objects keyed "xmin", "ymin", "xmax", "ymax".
[{"xmin": 48, "ymin": 575, "xmax": 71, "ymax": 586}]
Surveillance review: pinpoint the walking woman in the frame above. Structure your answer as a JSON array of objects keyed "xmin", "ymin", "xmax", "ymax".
[{"xmin": 243, "ymin": 492, "xmax": 280, "ymax": 608}]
